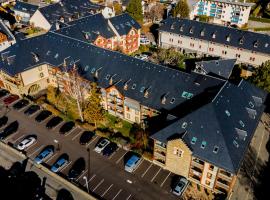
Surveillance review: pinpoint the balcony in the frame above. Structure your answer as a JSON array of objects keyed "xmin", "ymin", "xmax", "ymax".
[
  {"xmin": 191, "ymin": 161, "xmax": 204, "ymax": 170},
  {"xmin": 116, "ymin": 105, "xmax": 123, "ymax": 111},
  {"xmin": 218, "ymin": 172, "xmax": 233, "ymax": 182},
  {"xmin": 216, "ymin": 180, "xmax": 230, "ymax": 190},
  {"xmin": 107, "ymin": 102, "xmax": 116, "ymax": 108},
  {"xmin": 154, "ymin": 150, "xmax": 166, "ymax": 158}
]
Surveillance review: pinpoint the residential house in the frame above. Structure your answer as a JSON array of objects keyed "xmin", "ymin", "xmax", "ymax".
[
  {"xmin": 13, "ymin": 1, "xmax": 39, "ymax": 24},
  {"xmin": 191, "ymin": 0, "xmax": 254, "ymax": 27},
  {"xmin": 158, "ymin": 18, "xmax": 270, "ymax": 67},
  {"xmin": 0, "ymin": 20, "xmax": 16, "ymax": 52}
]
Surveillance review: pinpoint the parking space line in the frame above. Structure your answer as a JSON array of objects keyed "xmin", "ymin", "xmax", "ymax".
[
  {"xmin": 52, "ymin": 120, "xmax": 64, "ymax": 130},
  {"xmin": 65, "ymin": 127, "xmax": 78, "ymax": 137},
  {"xmin": 101, "ymin": 184, "xmax": 113, "ymax": 197},
  {"xmin": 4, "ymin": 131, "xmax": 19, "ymax": 142},
  {"xmin": 46, "ymin": 152, "xmax": 58, "ymax": 163},
  {"xmin": 92, "ymin": 178, "xmax": 104, "ymax": 192},
  {"xmin": 112, "ymin": 189, "xmax": 122, "ymax": 200},
  {"xmin": 141, "ymin": 163, "xmax": 152, "ymax": 178},
  {"xmin": 151, "ymin": 167, "xmax": 162, "ymax": 182},
  {"xmin": 61, "ymin": 161, "xmax": 72, "ymax": 172},
  {"xmin": 28, "ymin": 144, "xmax": 45, "ymax": 157},
  {"xmin": 126, "ymin": 194, "xmax": 132, "ymax": 200},
  {"xmin": 109, "ymin": 151, "xmax": 117, "ymax": 160},
  {"xmin": 72, "ymin": 129, "xmax": 83, "ymax": 141},
  {"xmin": 84, "ymin": 174, "xmax": 96, "ymax": 186},
  {"xmin": 87, "ymin": 135, "xmax": 98, "ymax": 146},
  {"xmin": 133, "ymin": 159, "xmax": 144, "ymax": 172},
  {"xmin": 76, "ymin": 170, "xmax": 87, "ymax": 182},
  {"xmin": 13, "ymin": 134, "xmax": 25, "ymax": 144},
  {"xmin": 116, "ymin": 151, "xmax": 127, "ymax": 164},
  {"xmin": 160, "ymin": 171, "xmax": 171, "ymax": 187}
]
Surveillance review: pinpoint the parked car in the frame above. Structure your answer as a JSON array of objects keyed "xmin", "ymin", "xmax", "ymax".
[
  {"xmin": 125, "ymin": 155, "xmax": 141, "ymax": 173},
  {"xmin": 34, "ymin": 147, "xmax": 54, "ymax": 164},
  {"xmin": 172, "ymin": 177, "xmax": 189, "ymax": 196},
  {"xmin": 16, "ymin": 135, "xmax": 37, "ymax": 151},
  {"xmin": 68, "ymin": 157, "xmax": 85, "ymax": 180},
  {"xmin": 0, "ymin": 116, "xmax": 8, "ymax": 128},
  {"xmin": 0, "ymin": 89, "xmax": 9, "ymax": 98},
  {"xmin": 59, "ymin": 121, "xmax": 75, "ymax": 134},
  {"xmin": 13, "ymin": 99, "xmax": 29, "ymax": 110},
  {"xmin": 134, "ymin": 54, "xmax": 149, "ymax": 61},
  {"xmin": 0, "ymin": 121, "xmax": 19, "ymax": 140},
  {"xmin": 46, "ymin": 116, "xmax": 63, "ymax": 129},
  {"xmin": 102, "ymin": 142, "xmax": 118, "ymax": 157},
  {"xmin": 51, "ymin": 154, "xmax": 69, "ymax": 173},
  {"xmin": 79, "ymin": 131, "xmax": 95, "ymax": 145},
  {"xmin": 35, "ymin": 110, "xmax": 52, "ymax": 122},
  {"xmin": 24, "ymin": 105, "xmax": 40, "ymax": 115},
  {"xmin": 140, "ymin": 37, "xmax": 150, "ymax": 45},
  {"xmin": 94, "ymin": 138, "xmax": 110, "ymax": 153},
  {"xmin": 3, "ymin": 94, "xmax": 19, "ymax": 105}
]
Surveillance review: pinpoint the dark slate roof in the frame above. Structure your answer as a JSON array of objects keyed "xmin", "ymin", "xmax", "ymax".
[
  {"xmin": 195, "ymin": 59, "xmax": 236, "ymax": 79},
  {"xmin": 0, "ymin": 31, "xmax": 224, "ymax": 112},
  {"xmin": 55, "ymin": 13, "xmax": 115, "ymax": 42},
  {"xmin": 0, "ymin": 20, "xmax": 15, "ymax": 41},
  {"xmin": 109, "ymin": 13, "xmax": 141, "ymax": 36},
  {"xmin": 13, "ymin": 1, "xmax": 38, "ymax": 15},
  {"xmin": 159, "ymin": 18, "xmax": 270, "ymax": 55},
  {"xmin": 39, "ymin": 0, "xmax": 102, "ymax": 25},
  {"xmin": 151, "ymin": 80, "xmax": 267, "ymax": 173}
]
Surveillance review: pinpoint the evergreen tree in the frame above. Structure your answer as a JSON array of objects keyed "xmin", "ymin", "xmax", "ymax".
[
  {"xmin": 126, "ymin": 0, "xmax": 143, "ymax": 22},
  {"xmin": 172, "ymin": 0, "xmax": 190, "ymax": 18}
]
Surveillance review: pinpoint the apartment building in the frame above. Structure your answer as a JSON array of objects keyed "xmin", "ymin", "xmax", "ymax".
[
  {"xmin": 159, "ymin": 18, "xmax": 270, "ymax": 67},
  {"xmin": 191, "ymin": 0, "xmax": 254, "ymax": 27},
  {"xmin": 13, "ymin": 1, "xmax": 39, "ymax": 24},
  {"xmin": 0, "ymin": 20, "xmax": 16, "ymax": 52}
]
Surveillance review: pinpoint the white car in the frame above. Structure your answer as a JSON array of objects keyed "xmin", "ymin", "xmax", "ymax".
[
  {"xmin": 140, "ymin": 38, "xmax": 150, "ymax": 45},
  {"xmin": 135, "ymin": 54, "xmax": 149, "ymax": 61},
  {"xmin": 94, "ymin": 138, "xmax": 110, "ymax": 153},
  {"xmin": 16, "ymin": 136, "xmax": 36, "ymax": 151},
  {"xmin": 172, "ymin": 177, "xmax": 189, "ymax": 196}
]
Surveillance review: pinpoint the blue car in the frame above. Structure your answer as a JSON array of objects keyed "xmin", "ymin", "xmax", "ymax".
[
  {"xmin": 34, "ymin": 148, "xmax": 54, "ymax": 164},
  {"xmin": 125, "ymin": 155, "xmax": 141, "ymax": 173},
  {"xmin": 51, "ymin": 157, "xmax": 69, "ymax": 173}
]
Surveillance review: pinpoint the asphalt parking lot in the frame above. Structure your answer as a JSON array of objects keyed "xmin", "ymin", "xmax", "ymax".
[{"xmin": 0, "ymin": 96, "xmax": 180, "ymax": 200}]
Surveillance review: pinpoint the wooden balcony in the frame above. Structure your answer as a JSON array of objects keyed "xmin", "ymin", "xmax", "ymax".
[
  {"xmin": 216, "ymin": 180, "xmax": 230, "ymax": 191},
  {"xmin": 218, "ymin": 172, "xmax": 233, "ymax": 182},
  {"xmin": 191, "ymin": 160, "xmax": 204, "ymax": 170}
]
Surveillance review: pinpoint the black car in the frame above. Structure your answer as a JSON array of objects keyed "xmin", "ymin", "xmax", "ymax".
[
  {"xmin": 0, "ymin": 116, "xmax": 8, "ymax": 128},
  {"xmin": 0, "ymin": 121, "xmax": 19, "ymax": 139},
  {"xmin": 24, "ymin": 105, "xmax": 40, "ymax": 115},
  {"xmin": 68, "ymin": 157, "xmax": 85, "ymax": 180},
  {"xmin": 12, "ymin": 99, "xmax": 29, "ymax": 110},
  {"xmin": 35, "ymin": 110, "xmax": 52, "ymax": 122},
  {"xmin": 79, "ymin": 131, "xmax": 95, "ymax": 145},
  {"xmin": 46, "ymin": 116, "xmax": 63, "ymax": 129},
  {"xmin": 59, "ymin": 121, "xmax": 75, "ymax": 134},
  {"xmin": 102, "ymin": 142, "xmax": 118, "ymax": 157},
  {"xmin": 0, "ymin": 89, "xmax": 9, "ymax": 98}
]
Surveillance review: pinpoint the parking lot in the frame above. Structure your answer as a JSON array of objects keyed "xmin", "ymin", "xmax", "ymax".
[{"xmin": 0, "ymin": 95, "xmax": 180, "ymax": 200}]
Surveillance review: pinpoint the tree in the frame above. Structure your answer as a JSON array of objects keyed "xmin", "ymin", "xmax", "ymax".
[
  {"xmin": 149, "ymin": 4, "xmax": 164, "ymax": 22},
  {"xmin": 249, "ymin": 61, "xmax": 270, "ymax": 93},
  {"xmin": 172, "ymin": 0, "xmax": 190, "ymax": 18},
  {"xmin": 113, "ymin": 2, "xmax": 122, "ymax": 15},
  {"xmin": 157, "ymin": 48, "xmax": 186, "ymax": 69},
  {"xmin": 126, "ymin": 0, "xmax": 143, "ymax": 23},
  {"xmin": 83, "ymin": 83, "xmax": 104, "ymax": 128}
]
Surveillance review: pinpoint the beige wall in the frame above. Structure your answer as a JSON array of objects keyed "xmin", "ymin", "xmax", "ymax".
[
  {"xmin": 30, "ymin": 10, "xmax": 51, "ymax": 31},
  {"xmin": 21, "ymin": 64, "xmax": 49, "ymax": 86}
]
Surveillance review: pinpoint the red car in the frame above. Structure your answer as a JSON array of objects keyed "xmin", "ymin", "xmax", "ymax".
[{"xmin": 3, "ymin": 94, "xmax": 19, "ymax": 105}]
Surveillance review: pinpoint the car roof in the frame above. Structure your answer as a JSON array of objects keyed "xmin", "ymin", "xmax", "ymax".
[{"xmin": 127, "ymin": 155, "xmax": 140, "ymax": 164}]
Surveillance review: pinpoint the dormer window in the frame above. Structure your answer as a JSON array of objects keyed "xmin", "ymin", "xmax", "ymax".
[
  {"xmin": 189, "ymin": 28, "xmax": 194, "ymax": 34},
  {"xmin": 201, "ymin": 141, "xmax": 207, "ymax": 149},
  {"xmin": 213, "ymin": 146, "xmax": 219, "ymax": 153},
  {"xmin": 131, "ymin": 84, "xmax": 136, "ymax": 89},
  {"xmin": 144, "ymin": 90, "xmax": 149, "ymax": 98},
  {"xmin": 84, "ymin": 32, "xmax": 89, "ymax": 40},
  {"xmin": 200, "ymin": 30, "xmax": 205, "ymax": 36},
  {"xmin": 239, "ymin": 38, "xmax": 244, "ymax": 44},
  {"xmin": 253, "ymin": 41, "xmax": 258, "ymax": 48},
  {"xmin": 180, "ymin": 25, "xmax": 184, "ymax": 32},
  {"xmin": 109, "ymin": 77, "xmax": 113, "ymax": 85},
  {"xmin": 170, "ymin": 98, "xmax": 175, "ymax": 104},
  {"xmin": 265, "ymin": 43, "xmax": 269, "ymax": 48},
  {"xmin": 140, "ymin": 86, "xmax": 145, "ymax": 93},
  {"xmin": 212, "ymin": 33, "xmax": 216, "ymax": 39},
  {"xmin": 161, "ymin": 95, "xmax": 167, "ymax": 104},
  {"xmin": 226, "ymin": 35, "xmax": 231, "ymax": 42},
  {"xmin": 124, "ymin": 83, "xmax": 128, "ymax": 90}
]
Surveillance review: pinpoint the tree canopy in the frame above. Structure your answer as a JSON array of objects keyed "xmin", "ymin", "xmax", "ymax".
[
  {"xmin": 172, "ymin": 0, "xmax": 190, "ymax": 18},
  {"xmin": 126, "ymin": 0, "xmax": 143, "ymax": 23}
]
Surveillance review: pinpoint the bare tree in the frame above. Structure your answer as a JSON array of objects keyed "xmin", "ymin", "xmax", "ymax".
[{"xmin": 149, "ymin": 4, "xmax": 164, "ymax": 22}]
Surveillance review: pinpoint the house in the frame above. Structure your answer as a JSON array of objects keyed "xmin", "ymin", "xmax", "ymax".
[
  {"xmin": 13, "ymin": 1, "xmax": 39, "ymax": 24},
  {"xmin": 191, "ymin": 0, "xmax": 254, "ymax": 27},
  {"xmin": 0, "ymin": 20, "xmax": 16, "ymax": 52},
  {"xmin": 158, "ymin": 18, "xmax": 270, "ymax": 67},
  {"xmin": 101, "ymin": 6, "xmax": 115, "ymax": 19}
]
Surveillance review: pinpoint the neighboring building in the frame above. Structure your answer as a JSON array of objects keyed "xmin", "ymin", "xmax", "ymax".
[
  {"xmin": 194, "ymin": 58, "xmax": 236, "ymax": 79},
  {"xmin": 158, "ymin": 18, "xmax": 270, "ymax": 67},
  {"xmin": 0, "ymin": 20, "xmax": 16, "ymax": 52},
  {"xmin": 191, "ymin": 0, "xmax": 254, "ymax": 27},
  {"xmin": 13, "ymin": 1, "xmax": 39, "ymax": 24},
  {"xmin": 102, "ymin": 6, "xmax": 115, "ymax": 18}
]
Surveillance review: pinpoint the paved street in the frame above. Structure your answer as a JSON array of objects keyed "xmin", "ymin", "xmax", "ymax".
[{"xmin": 0, "ymin": 98, "xmax": 179, "ymax": 200}]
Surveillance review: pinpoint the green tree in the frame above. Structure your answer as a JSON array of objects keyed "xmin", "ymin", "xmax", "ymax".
[
  {"xmin": 126, "ymin": 0, "xmax": 143, "ymax": 23},
  {"xmin": 249, "ymin": 61, "xmax": 270, "ymax": 93},
  {"xmin": 172, "ymin": 0, "xmax": 190, "ymax": 18},
  {"xmin": 83, "ymin": 83, "xmax": 104, "ymax": 128},
  {"xmin": 113, "ymin": 2, "xmax": 122, "ymax": 15}
]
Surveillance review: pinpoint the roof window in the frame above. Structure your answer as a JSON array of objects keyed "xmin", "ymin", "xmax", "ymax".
[
  {"xmin": 181, "ymin": 91, "xmax": 193, "ymax": 99},
  {"xmin": 191, "ymin": 137, "xmax": 197, "ymax": 144},
  {"xmin": 140, "ymin": 86, "xmax": 145, "ymax": 93},
  {"xmin": 225, "ymin": 110, "xmax": 231, "ymax": 117},
  {"xmin": 246, "ymin": 107, "xmax": 257, "ymax": 119},
  {"xmin": 265, "ymin": 43, "xmax": 269, "ymax": 48},
  {"xmin": 170, "ymin": 98, "xmax": 175, "ymax": 104},
  {"xmin": 254, "ymin": 41, "xmax": 259, "ymax": 48},
  {"xmin": 180, "ymin": 25, "xmax": 184, "ymax": 32},
  {"xmin": 131, "ymin": 84, "xmax": 136, "ymax": 89},
  {"xmin": 235, "ymin": 128, "xmax": 247, "ymax": 141},
  {"xmin": 201, "ymin": 141, "xmax": 207, "ymax": 149},
  {"xmin": 105, "ymin": 74, "xmax": 110, "ymax": 80},
  {"xmin": 189, "ymin": 28, "xmax": 194, "ymax": 34},
  {"xmin": 91, "ymin": 67, "xmax": 96, "ymax": 74},
  {"xmin": 212, "ymin": 33, "xmax": 216, "ymax": 39},
  {"xmin": 239, "ymin": 38, "xmax": 244, "ymax": 44},
  {"xmin": 200, "ymin": 30, "xmax": 205, "ymax": 36},
  {"xmin": 54, "ymin": 53, "xmax": 59, "ymax": 59},
  {"xmin": 239, "ymin": 120, "xmax": 245, "ymax": 127},
  {"xmin": 181, "ymin": 122, "xmax": 188, "ymax": 129},
  {"xmin": 249, "ymin": 101, "xmax": 254, "ymax": 108},
  {"xmin": 226, "ymin": 35, "xmax": 231, "ymax": 42},
  {"xmin": 213, "ymin": 146, "xmax": 219, "ymax": 153},
  {"xmin": 84, "ymin": 65, "xmax": 89, "ymax": 71},
  {"xmin": 233, "ymin": 140, "xmax": 239, "ymax": 148}
]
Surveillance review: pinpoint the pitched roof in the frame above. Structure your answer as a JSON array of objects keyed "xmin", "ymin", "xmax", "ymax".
[
  {"xmin": 109, "ymin": 13, "xmax": 141, "ymax": 36},
  {"xmin": 151, "ymin": 80, "xmax": 267, "ymax": 173},
  {"xmin": 206, "ymin": 0, "xmax": 254, "ymax": 7},
  {"xmin": 159, "ymin": 18, "xmax": 270, "ymax": 55},
  {"xmin": 0, "ymin": 20, "xmax": 15, "ymax": 41},
  {"xmin": 13, "ymin": 1, "xmax": 38, "ymax": 15},
  {"xmin": 195, "ymin": 59, "xmax": 236, "ymax": 79}
]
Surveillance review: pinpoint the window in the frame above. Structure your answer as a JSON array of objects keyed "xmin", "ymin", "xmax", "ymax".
[
  {"xmin": 249, "ymin": 101, "xmax": 254, "ymax": 108},
  {"xmin": 201, "ymin": 141, "xmax": 207, "ymax": 149},
  {"xmin": 178, "ymin": 40, "xmax": 182, "ymax": 44},
  {"xmin": 209, "ymin": 165, "xmax": 214, "ymax": 171},
  {"xmin": 135, "ymin": 116, "xmax": 139, "ymax": 123},
  {"xmin": 39, "ymin": 72, "xmax": 44, "ymax": 78},
  {"xmin": 47, "ymin": 79, "xmax": 50, "ymax": 83},
  {"xmin": 239, "ymin": 120, "xmax": 245, "ymax": 127},
  {"xmin": 170, "ymin": 98, "xmax": 175, "ymax": 104},
  {"xmin": 173, "ymin": 147, "xmax": 184, "ymax": 157},
  {"xmin": 131, "ymin": 84, "xmax": 136, "ymax": 89},
  {"xmin": 105, "ymin": 74, "xmax": 110, "ymax": 80},
  {"xmin": 190, "ymin": 43, "xmax": 195, "ymax": 47},
  {"xmin": 181, "ymin": 91, "xmax": 193, "ymax": 99},
  {"xmin": 91, "ymin": 68, "xmax": 96, "ymax": 74},
  {"xmin": 213, "ymin": 146, "xmax": 219, "ymax": 153},
  {"xmin": 233, "ymin": 140, "xmax": 239, "ymax": 148},
  {"xmin": 205, "ymin": 180, "xmax": 211, "ymax": 186},
  {"xmin": 207, "ymin": 172, "xmax": 212, "ymax": 179},
  {"xmin": 140, "ymin": 86, "xmax": 145, "ymax": 93},
  {"xmin": 126, "ymin": 113, "xmax": 130, "ymax": 119},
  {"xmin": 225, "ymin": 110, "xmax": 230, "ymax": 116},
  {"xmin": 126, "ymin": 106, "xmax": 130, "ymax": 112},
  {"xmin": 181, "ymin": 122, "xmax": 188, "ymax": 129},
  {"xmin": 191, "ymin": 137, "xmax": 197, "ymax": 144}
]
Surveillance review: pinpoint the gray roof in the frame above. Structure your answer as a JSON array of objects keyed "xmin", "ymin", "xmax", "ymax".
[
  {"xmin": 207, "ymin": 0, "xmax": 254, "ymax": 7},
  {"xmin": 0, "ymin": 20, "xmax": 15, "ymax": 41},
  {"xmin": 13, "ymin": 1, "xmax": 38, "ymax": 16},
  {"xmin": 159, "ymin": 18, "xmax": 270, "ymax": 55},
  {"xmin": 151, "ymin": 80, "xmax": 267, "ymax": 173},
  {"xmin": 195, "ymin": 59, "xmax": 236, "ymax": 79},
  {"xmin": 109, "ymin": 13, "xmax": 141, "ymax": 36}
]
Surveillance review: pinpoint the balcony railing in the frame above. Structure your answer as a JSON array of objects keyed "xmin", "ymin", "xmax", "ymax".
[
  {"xmin": 218, "ymin": 173, "xmax": 233, "ymax": 181},
  {"xmin": 191, "ymin": 161, "xmax": 204, "ymax": 170},
  {"xmin": 154, "ymin": 150, "xmax": 166, "ymax": 157},
  {"xmin": 216, "ymin": 180, "xmax": 230, "ymax": 190}
]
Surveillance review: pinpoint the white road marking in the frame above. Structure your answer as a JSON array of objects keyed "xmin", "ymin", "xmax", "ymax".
[
  {"xmin": 52, "ymin": 120, "xmax": 65, "ymax": 130},
  {"xmin": 151, "ymin": 167, "xmax": 162, "ymax": 182},
  {"xmin": 4, "ymin": 130, "xmax": 19, "ymax": 142},
  {"xmin": 13, "ymin": 134, "xmax": 25, "ymax": 144},
  {"xmin": 141, "ymin": 163, "xmax": 152, "ymax": 178},
  {"xmin": 84, "ymin": 174, "xmax": 96, "ymax": 186},
  {"xmin": 61, "ymin": 161, "xmax": 72, "ymax": 172},
  {"xmin": 45, "ymin": 152, "xmax": 58, "ymax": 163},
  {"xmin": 101, "ymin": 184, "xmax": 113, "ymax": 197},
  {"xmin": 133, "ymin": 159, "xmax": 144, "ymax": 172},
  {"xmin": 126, "ymin": 194, "xmax": 132, "ymax": 200},
  {"xmin": 116, "ymin": 151, "xmax": 127, "ymax": 164},
  {"xmin": 65, "ymin": 127, "xmax": 78, "ymax": 137},
  {"xmin": 88, "ymin": 135, "xmax": 98, "ymax": 146},
  {"xmin": 160, "ymin": 172, "xmax": 171, "ymax": 187},
  {"xmin": 28, "ymin": 144, "xmax": 45, "ymax": 157},
  {"xmin": 109, "ymin": 151, "xmax": 117, "ymax": 160},
  {"xmin": 92, "ymin": 178, "xmax": 104, "ymax": 192},
  {"xmin": 72, "ymin": 129, "xmax": 83, "ymax": 141},
  {"xmin": 76, "ymin": 170, "xmax": 88, "ymax": 182},
  {"xmin": 112, "ymin": 189, "xmax": 122, "ymax": 200}
]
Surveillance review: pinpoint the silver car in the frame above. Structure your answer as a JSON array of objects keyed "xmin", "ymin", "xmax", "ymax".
[
  {"xmin": 16, "ymin": 136, "xmax": 36, "ymax": 151},
  {"xmin": 172, "ymin": 177, "xmax": 189, "ymax": 196}
]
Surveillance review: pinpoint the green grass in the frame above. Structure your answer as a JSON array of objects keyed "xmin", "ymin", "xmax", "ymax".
[{"xmin": 249, "ymin": 16, "xmax": 270, "ymax": 23}]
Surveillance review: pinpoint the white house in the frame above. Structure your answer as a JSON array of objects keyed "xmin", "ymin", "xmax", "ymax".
[{"xmin": 0, "ymin": 20, "xmax": 16, "ymax": 52}]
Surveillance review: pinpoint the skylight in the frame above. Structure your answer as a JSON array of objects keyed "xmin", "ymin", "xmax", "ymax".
[
  {"xmin": 246, "ymin": 107, "xmax": 257, "ymax": 119},
  {"xmin": 191, "ymin": 137, "xmax": 197, "ymax": 144},
  {"xmin": 132, "ymin": 84, "xmax": 136, "ymax": 89},
  {"xmin": 140, "ymin": 86, "xmax": 145, "ymax": 93},
  {"xmin": 233, "ymin": 140, "xmax": 239, "ymax": 148},
  {"xmin": 235, "ymin": 128, "xmax": 247, "ymax": 141},
  {"xmin": 213, "ymin": 146, "xmax": 219, "ymax": 153},
  {"xmin": 249, "ymin": 101, "xmax": 254, "ymax": 108},
  {"xmin": 54, "ymin": 53, "xmax": 59, "ymax": 59},
  {"xmin": 170, "ymin": 98, "xmax": 175, "ymax": 104},
  {"xmin": 105, "ymin": 74, "xmax": 110, "ymax": 80},
  {"xmin": 201, "ymin": 141, "xmax": 207, "ymax": 149},
  {"xmin": 181, "ymin": 122, "xmax": 188, "ymax": 129},
  {"xmin": 181, "ymin": 91, "xmax": 193, "ymax": 99},
  {"xmin": 225, "ymin": 110, "xmax": 231, "ymax": 117},
  {"xmin": 84, "ymin": 65, "xmax": 89, "ymax": 71},
  {"xmin": 239, "ymin": 120, "xmax": 245, "ymax": 127}
]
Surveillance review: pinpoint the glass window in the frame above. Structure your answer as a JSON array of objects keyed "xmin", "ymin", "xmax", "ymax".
[
  {"xmin": 191, "ymin": 137, "xmax": 197, "ymax": 144},
  {"xmin": 201, "ymin": 141, "xmax": 207, "ymax": 149}
]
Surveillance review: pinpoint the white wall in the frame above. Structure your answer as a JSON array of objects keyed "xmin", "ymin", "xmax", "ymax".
[
  {"xmin": 30, "ymin": 10, "xmax": 51, "ymax": 30},
  {"xmin": 21, "ymin": 64, "xmax": 49, "ymax": 86}
]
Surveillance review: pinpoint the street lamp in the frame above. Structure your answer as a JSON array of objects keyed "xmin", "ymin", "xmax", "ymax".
[
  {"xmin": 54, "ymin": 139, "xmax": 60, "ymax": 151},
  {"xmin": 83, "ymin": 176, "xmax": 89, "ymax": 193}
]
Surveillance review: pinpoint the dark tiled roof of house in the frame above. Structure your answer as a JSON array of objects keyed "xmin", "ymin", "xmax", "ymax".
[
  {"xmin": 151, "ymin": 80, "xmax": 267, "ymax": 173},
  {"xmin": 13, "ymin": 1, "xmax": 38, "ymax": 16},
  {"xmin": 195, "ymin": 59, "xmax": 236, "ymax": 79},
  {"xmin": 0, "ymin": 31, "xmax": 224, "ymax": 112},
  {"xmin": 0, "ymin": 20, "xmax": 15, "ymax": 41},
  {"xmin": 159, "ymin": 18, "xmax": 270, "ymax": 55},
  {"xmin": 109, "ymin": 13, "xmax": 141, "ymax": 36}
]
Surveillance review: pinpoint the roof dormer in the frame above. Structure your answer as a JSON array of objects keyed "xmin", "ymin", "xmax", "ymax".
[
  {"xmin": 212, "ymin": 32, "xmax": 216, "ymax": 39},
  {"xmin": 253, "ymin": 40, "xmax": 259, "ymax": 48},
  {"xmin": 226, "ymin": 34, "xmax": 231, "ymax": 42},
  {"xmin": 189, "ymin": 27, "xmax": 194, "ymax": 34},
  {"xmin": 180, "ymin": 25, "xmax": 184, "ymax": 32},
  {"xmin": 239, "ymin": 37, "xmax": 244, "ymax": 45},
  {"xmin": 161, "ymin": 93, "xmax": 169, "ymax": 104},
  {"xmin": 200, "ymin": 29, "xmax": 205, "ymax": 36},
  {"xmin": 124, "ymin": 79, "xmax": 131, "ymax": 90}
]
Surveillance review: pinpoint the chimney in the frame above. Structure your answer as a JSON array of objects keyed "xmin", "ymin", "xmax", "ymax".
[
  {"xmin": 124, "ymin": 79, "xmax": 131, "ymax": 90},
  {"xmin": 161, "ymin": 93, "xmax": 169, "ymax": 104},
  {"xmin": 144, "ymin": 86, "xmax": 151, "ymax": 98},
  {"xmin": 55, "ymin": 22, "xmax": 60, "ymax": 30},
  {"xmin": 31, "ymin": 52, "xmax": 39, "ymax": 62}
]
